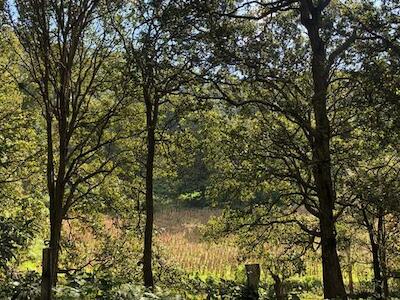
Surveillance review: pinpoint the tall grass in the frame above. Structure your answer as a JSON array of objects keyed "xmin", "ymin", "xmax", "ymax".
[
  {"xmin": 155, "ymin": 208, "xmax": 375, "ymax": 295},
  {"xmin": 155, "ymin": 208, "xmax": 239, "ymax": 278}
]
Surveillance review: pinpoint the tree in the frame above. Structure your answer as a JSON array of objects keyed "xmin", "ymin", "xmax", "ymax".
[
  {"xmin": 111, "ymin": 0, "xmax": 199, "ymax": 287},
  {"xmin": 194, "ymin": 1, "xmax": 369, "ymax": 297},
  {"xmin": 6, "ymin": 0, "xmax": 123, "ymax": 295},
  {"xmin": 345, "ymin": 29, "xmax": 400, "ymax": 297},
  {"xmin": 343, "ymin": 101, "xmax": 400, "ymax": 299},
  {"xmin": 346, "ymin": 156, "xmax": 400, "ymax": 299}
]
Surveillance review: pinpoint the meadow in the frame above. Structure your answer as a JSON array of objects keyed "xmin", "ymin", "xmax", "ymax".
[
  {"xmin": 156, "ymin": 209, "xmax": 239, "ymax": 278},
  {"xmin": 154, "ymin": 208, "xmax": 383, "ymax": 299}
]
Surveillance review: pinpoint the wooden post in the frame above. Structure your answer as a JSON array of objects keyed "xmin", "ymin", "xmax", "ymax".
[
  {"xmin": 245, "ymin": 264, "xmax": 260, "ymax": 299},
  {"xmin": 41, "ymin": 247, "xmax": 52, "ymax": 300}
]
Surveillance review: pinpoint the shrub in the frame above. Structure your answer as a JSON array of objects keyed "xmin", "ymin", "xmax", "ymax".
[{"xmin": 0, "ymin": 271, "xmax": 41, "ymax": 299}]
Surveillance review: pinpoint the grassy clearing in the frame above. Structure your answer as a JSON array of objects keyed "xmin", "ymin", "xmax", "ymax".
[
  {"xmin": 155, "ymin": 208, "xmax": 239, "ymax": 279},
  {"xmin": 155, "ymin": 208, "xmax": 379, "ymax": 299}
]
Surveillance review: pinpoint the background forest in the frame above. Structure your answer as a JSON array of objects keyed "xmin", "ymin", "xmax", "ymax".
[{"xmin": 0, "ymin": 0, "xmax": 399, "ymax": 299}]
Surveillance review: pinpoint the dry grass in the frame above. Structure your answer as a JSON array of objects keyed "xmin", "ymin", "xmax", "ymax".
[{"xmin": 155, "ymin": 208, "xmax": 239, "ymax": 277}]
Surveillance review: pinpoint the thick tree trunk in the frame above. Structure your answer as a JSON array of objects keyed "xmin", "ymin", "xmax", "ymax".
[
  {"xmin": 245, "ymin": 264, "xmax": 260, "ymax": 299},
  {"xmin": 312, "ymin": 107, "xmax": 343, "ymax": 300},
  {"xmin": 143, "ymin": 124, "xmax": 155, "ymax": 288},
  {"xmin": 41, "ymin": 197, "xmax": 63, "ymax": 299},
  {"xmin": 319, "ymin": 214, "xmax": 347, "ymax": 299},
  {"xmin": 299, "ymin": 1, "xmax": 347, "ymax": 297},
  {"xmin": 49, "ymin": 214, "xmax": 62, "ymax": 289},
  {"xmin": 41, "ymin": 248, "xmax": 51, "ymax": 300},
  {"xmin": 309, "ymin": 28, "xmax": 347, "ymax": 300}
]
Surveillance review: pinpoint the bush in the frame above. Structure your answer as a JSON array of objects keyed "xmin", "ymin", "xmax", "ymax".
[
  {"xmin": 0, "ymin": 271, "xmax": 41, "ymax": 299},
  {"xmin": 285, "ymin": 275, "xmax": 322, "ymax": 297}
]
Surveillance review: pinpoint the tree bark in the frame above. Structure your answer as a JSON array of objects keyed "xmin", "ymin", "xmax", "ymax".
[
  {"xmin": 371, "ymin": 238, "xmax": 383, "ymax": 298},
  {"xmin": 41, "ymin": 248, "xmax": 52, "ymax": 300},
  {"xmin": 143, "ymin": 123, "xmax": 155, "ymax": 288},
  {"xmin": 299, "ymin": 1, "xmax": 347, "ymax": 298},
  {"xmin": 44, "ymin": 113, "xmax": 65, "ymax": 296},
  {"xmin": 142, "ymin": 74, "xmax": 159, "ymax": 286},
  {"xmin": 319, "ymin": 215, "xmax": 347, "ymax": 299},
  {"xmin": 381, "ymin": 250, "xmax": 389, "ymax": 299},
  {"xmin": 363, "ymin": 209, "xmax": 383, "ymax": 299},
  {"xmin": 272, "ymin": 274, "xmax": 285, "ymax": 300},
  {"xmin": 49, "ymin": 213, "xmax": 63, "ymax": 290},
  {"xmin": 245, "ymin": 264, "xmax": 260, "ymax": 299},
  {"xmin": 346, "ymin": 244, "xmax": 354, "ymax": 295},
  {"xmin": 378, "ymin": 213, "xmax": 389, "ymax": 299}
]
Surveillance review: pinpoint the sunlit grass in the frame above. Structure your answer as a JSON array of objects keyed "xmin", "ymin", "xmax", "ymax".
[{"xmin": 155, "ymin": 208, "xmax": 239, "ymax": 279}]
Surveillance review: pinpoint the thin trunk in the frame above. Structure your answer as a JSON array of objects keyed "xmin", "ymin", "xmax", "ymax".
[
  {"xmin": 371, "ymin": 239, "xmax": 383, "ymax": 298},
  {"xmin": 43, "ymin": 114, "xmax": 61, "ymax": 299},
  {"xmin": 141, "ymin": 42, "xmax": 159, "ymax": 288},
  {"xmin": 346, "ymin": 243, "xmax": 354, "ymax": 295},
  {"xmin": 46, "ymin": 170, "xmax": 65, "ymax": 297},
  {"xmin": 48, "ymin": 88, "xmax": 68, "ymax": 291},
  {"xmin": 42, "ymin": 191, "xmax": 63, "ymax": 299},
  {"xmin": 363, "ymin": 209, "xmax": 383, "ymax": 299},
  {"xmin": 382, "ymin": 251, "xmax": 389, "ymax": 299},
  {"xmin": 382, "ymin": 255, "xmax": 389, "ymax": 299},
  {"xmin": 143, "ymin": 116, "xmax": 155, "ymax": 288},
  {"xmin": 378, "ymin": 213, "xmax": 389, "ymax": 298},
  {"xmin": 348, "ymin": 264, "xmax": 354, "ymax": 295}
]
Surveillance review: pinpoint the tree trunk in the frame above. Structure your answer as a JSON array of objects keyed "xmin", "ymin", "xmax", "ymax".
[
  {"xmin": 44, "ymin": 115, "xmax": 64, "ymax": 298},
  {"xmin": 41, "ymin": 210, "xmax": 62, "ymax": 300},
  {"xmin": 319, "ymin": 215, "xmax": 347, "ymax": 299},
  {"xmin": 348, "ymin": 264, "xmax": 354, "ymax": 296},
  {"xmin": 371, "ymin": 239, "xmax": 383, "ymax": 298},
  {"xmin": 41, "ymin": 248, "xmax": 52, "ymax": 300},
  {"xmin": 381, "ymin": 250, "xmax": 389, "ymax": 299},
  {"xmin": 245, "ymin": 264, "xmax": 260, "ymax": 299},
  {"xmin": 378, "ymin": 213, "xmax": 389, "ymax": 299},
  {"xmin": 49, "ymin": 214, "xmax": 62, "ymax": 290},
  {"xmin": 272, "ymin": 274, "xmax": 285, "ymax": 300},
  {"xmin": 143, "ymin": 122, "xmax": 155, "ymax": 288},
  {"xmin": 346, "ymin": 242, "xmax": 354, "ymax": 295},
  {"xmin": 364, "ymin": 210, "xmax": 383, "ymax": 299},
  {"xmin": 299, "ymin": 1, "xmax": 347, "ymax": 298},
  {"xmin": 312, "ymin": 114, "xmax": 342, "ymax": 300}
]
